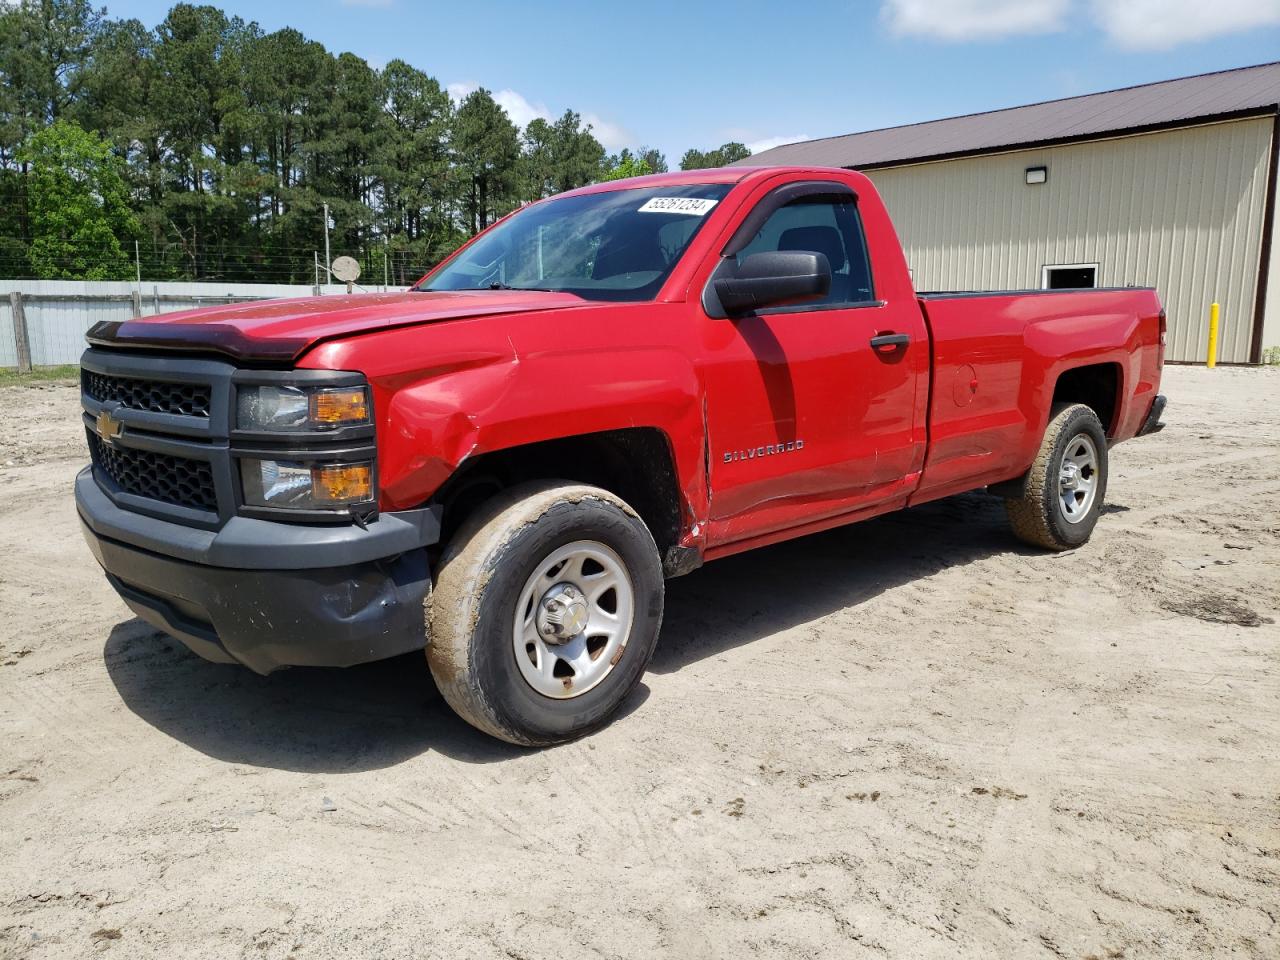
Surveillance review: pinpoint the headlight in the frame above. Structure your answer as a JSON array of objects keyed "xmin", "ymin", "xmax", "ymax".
[
  {"xmin": 237, "ymin": 384, "xmax": 371, "ymax": 432},
  {"xmin": 241, "ymin": 458, "xmax": 374, "ymax": 510}
]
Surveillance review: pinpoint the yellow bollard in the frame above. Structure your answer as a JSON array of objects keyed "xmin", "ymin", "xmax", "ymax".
[{"xmin": 1207, "ymin": 302, "xmax": 1220, "ymax": 368}]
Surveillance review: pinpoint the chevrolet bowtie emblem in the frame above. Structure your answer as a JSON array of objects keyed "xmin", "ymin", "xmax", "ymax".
[{"xmin": 95, "ymin": 408, "xmax": 123, "ymax": 444}]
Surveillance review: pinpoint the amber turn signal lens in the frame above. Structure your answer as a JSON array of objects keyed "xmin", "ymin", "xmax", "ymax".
[
  {"xmin": 311, "ymin": 462, "xmax": 373, "ymax": 503},
  {"xmin": 309, "ymin": 388, "xmax": 370, "ymax": 425}
]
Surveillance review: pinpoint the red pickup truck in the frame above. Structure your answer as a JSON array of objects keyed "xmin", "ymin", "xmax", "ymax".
[{"xmin": 77, "ymin": 166, "xmax": 1166, "ymax": 745}]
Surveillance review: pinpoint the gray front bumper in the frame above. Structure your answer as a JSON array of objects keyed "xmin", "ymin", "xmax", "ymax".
[{"xmin": 77, "ymin": 467, "xmax": 439, "ymax": 673}]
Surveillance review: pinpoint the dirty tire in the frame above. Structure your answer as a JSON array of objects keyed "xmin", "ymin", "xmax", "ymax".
[
  {"xmin": 1005, "ymin": 403, "xmax": 1108, "ymax": 551},
  {"xmin": 427, "ymin": 482, "xmax": 664, "ymax": 746}
]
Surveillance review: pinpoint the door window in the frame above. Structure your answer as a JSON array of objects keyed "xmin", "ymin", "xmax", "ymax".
[{"xmin": 735, "ymin": 195, "xmax": 874, "ymax": 306}]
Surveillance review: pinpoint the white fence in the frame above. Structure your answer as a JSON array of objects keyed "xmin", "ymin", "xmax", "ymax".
[{"xmin": 0, "ymin": 280, "xmax": 409, "ymax": 368}]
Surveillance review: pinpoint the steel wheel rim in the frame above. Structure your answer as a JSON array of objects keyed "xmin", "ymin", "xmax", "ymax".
[
  {"xmin": 512, "ymin": 540, "xmax": 634, "ymax": 699},
  {"xmin": 1057, "ymin": 432, "xmax": 1099, "ymax": 523}
]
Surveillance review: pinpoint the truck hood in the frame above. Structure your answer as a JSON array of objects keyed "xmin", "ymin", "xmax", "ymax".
[{"xmin": 86, "ymin": 289, "xmax": 589, "ymax": 362}]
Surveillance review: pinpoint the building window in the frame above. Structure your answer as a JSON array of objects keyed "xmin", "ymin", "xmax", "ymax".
[{"xmin": 1042, "ymin": 263, "xmax": 1098, "ymax": 289}]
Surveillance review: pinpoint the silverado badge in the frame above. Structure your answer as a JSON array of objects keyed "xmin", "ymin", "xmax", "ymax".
[
  {"xmin": 723, "ymin": 439, "xmax": 805, "ymax": 463},
  {"xmin": 95, "ymin": 408, "xmax": 123, "ymax": 445}
]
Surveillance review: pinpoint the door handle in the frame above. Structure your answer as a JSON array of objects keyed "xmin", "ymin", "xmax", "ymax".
[{"xmin": 870, "ymin": 333, "xmax": 911, "ymax": 350}]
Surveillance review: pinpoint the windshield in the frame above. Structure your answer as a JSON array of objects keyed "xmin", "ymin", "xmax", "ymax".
[{"xmin": 417, "ymin": 183, "xmax": 734, "ymax": 302}]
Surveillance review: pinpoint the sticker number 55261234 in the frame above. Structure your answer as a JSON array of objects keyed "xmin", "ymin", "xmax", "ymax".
[{"xmin": 637, "ymin": 197, "xmax": 719, "ymax": 216}]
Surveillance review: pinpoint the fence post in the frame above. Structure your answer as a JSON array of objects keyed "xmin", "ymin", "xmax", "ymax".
[
  {"xmin": 9, "ymin": 291, "xmax": 32, "ymax": 374},
  {"xmin": 131, "ymin": 288, "xmax": 142, "ymax": 319}
]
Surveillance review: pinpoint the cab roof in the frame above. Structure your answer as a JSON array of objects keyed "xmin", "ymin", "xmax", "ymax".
[{"xmin": 558, "ymin": 165, "xmax": 856, "ymax": 199}]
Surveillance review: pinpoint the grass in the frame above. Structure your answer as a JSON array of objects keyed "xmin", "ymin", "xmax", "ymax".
[{"xmin": 0, "ymin": 364, "xmax": 79, "ymax": 386}]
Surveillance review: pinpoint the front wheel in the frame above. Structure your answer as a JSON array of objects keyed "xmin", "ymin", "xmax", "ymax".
[
  {"xmin": 427, "ymin": 482, "xmax": 664, "ymax": 746},
  {"xmin": 1005, "ymin": 403, "xmax": 1109, "ymax": 551}
]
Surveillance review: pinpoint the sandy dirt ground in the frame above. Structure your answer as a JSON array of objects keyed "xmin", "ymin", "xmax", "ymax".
[{"xmin": 0, "ymin": 365, "xmax": 1277, "ymax": 959}]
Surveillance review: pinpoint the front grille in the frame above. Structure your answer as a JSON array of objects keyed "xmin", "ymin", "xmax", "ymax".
[
  {"xmin": 89, "ymin": 434, "xmax": 217, "ymax": 512},
  {"xmin": 83, "ymin": 370, "xmax": 211, "ymax": 418}
]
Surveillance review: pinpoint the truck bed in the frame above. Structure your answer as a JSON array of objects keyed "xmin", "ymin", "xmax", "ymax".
[{"xmin": 910, "ymin": 286, "xmax": 1166, "ymax": 505}]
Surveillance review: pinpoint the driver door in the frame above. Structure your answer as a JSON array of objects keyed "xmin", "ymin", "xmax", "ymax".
[{"xmin": 701, "ymin": 183, "xmax": 928, "ymax": 545}]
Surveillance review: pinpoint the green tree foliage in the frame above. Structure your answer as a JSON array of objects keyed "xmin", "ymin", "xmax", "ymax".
[
  {"xmin": 452, "ymin": 88, "xmax": 521, "ymax": 234},
  {"xmin": 520, "ymin": 110, "xmax": 605, "ymax": 199},
  {"xmin": 1, "ymin": 0, "xmax": 105, "ymax": 134},
  {"xmin": 20, "ymin": 118, "xmax": 138, "ymax": 278},
  {"xmin": 680, "ymin": 141, "xmax": 751, "ymax": 170},
  {"xmin": 638, "ymin": 146, "xmax": 667, "ymax": 173},
  {"xmin": 601, "ymin": 149, "xmax": 654, "ymax": 181},
  {"xmin": 0, "ymin": 0, "xmax": 729, "ymax": 282},
  {"xmin": 1, "ymin": 0, "xmax": 109, "ymax": 256},
  {"xmin": 376, "ymin": 59, "xmax": 454, "ymax": 279}
]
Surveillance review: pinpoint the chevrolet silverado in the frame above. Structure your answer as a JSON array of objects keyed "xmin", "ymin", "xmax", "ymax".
[{"xmin": 76, "ymin": 166, "xmax": 1167, "ymax": 745}]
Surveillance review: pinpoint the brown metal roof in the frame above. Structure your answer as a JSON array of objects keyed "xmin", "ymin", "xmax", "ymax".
[{"xmin": 738, "ymin": 61, "xmax": 1280, "ymax": 170}]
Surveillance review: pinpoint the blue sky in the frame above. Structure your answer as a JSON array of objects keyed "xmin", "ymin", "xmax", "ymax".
[{"xmin": 104, "ymin": 0, "xmax": 1280, "ymax": 162}]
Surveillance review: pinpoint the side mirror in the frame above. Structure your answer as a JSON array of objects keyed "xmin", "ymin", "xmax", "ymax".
[{"xmin": 712, "ymin": 251, "xmax": 831, "ymax": 316}]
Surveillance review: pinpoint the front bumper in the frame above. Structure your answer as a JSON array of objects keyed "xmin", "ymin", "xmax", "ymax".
[{"xmin": 77, "ymin": 467, "xmax": 439, "ymax": 674}]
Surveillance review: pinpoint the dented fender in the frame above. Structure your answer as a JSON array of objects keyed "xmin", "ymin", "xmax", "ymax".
[{"xmin": 301, "ymin": 303, "xmax": 711, "ymax": 545}]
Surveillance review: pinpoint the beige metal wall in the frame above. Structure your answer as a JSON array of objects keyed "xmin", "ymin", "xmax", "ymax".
[{"xmin": 866, "ymin": 117, "xmax": 1275, "ymax": 363}]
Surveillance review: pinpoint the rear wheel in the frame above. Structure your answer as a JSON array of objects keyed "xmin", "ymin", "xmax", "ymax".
[
  {"xmin": 1005, "ymin": 403, "xmax": 1108, "ymax": 550},
  {"xmin": 427, "ymin": 482, "xmax": 664, "ymax": 746}
]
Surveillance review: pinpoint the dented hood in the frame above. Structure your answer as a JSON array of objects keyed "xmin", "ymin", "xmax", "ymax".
[{"xmin": 86, "ymin": 289, "xmax": 588, "ymax": 362}]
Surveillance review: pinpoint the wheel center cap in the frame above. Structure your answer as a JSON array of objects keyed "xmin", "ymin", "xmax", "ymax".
[
  {"xmin": 1060, "ymin": 462, "xmax": 1080, "ymax": 491},
  {"xmin": 536, "ymin": 583, "xmax": 588, "ymax": 644}
]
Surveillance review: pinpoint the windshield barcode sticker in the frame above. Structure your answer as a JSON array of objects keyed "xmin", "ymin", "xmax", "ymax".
[{"xmin": 638, "ymin": 197, "xmax": 719, "ymax": 216}]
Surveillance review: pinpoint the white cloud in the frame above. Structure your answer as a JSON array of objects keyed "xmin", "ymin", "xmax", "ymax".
[
  {"xmin": 745, "ymin": 134, "xmax": 810, "ymax": 154},
  {"xmin": 446, "ymin": 82, "xmax": 549, "ymax": 128},
  {"xmin": 581, "ymin": 113, "xmax": 633, "ymax": 152},
  {"xmin": 445, "ymin": 82, "xmax": 474, "ymax": 104},
  {"xmin": 882, "ymin": 0, "xmax": 1280, "ymax": 47},
  {"xmin": 495, "ymin": 89, "xmax": 552, "ymax": 129},
  {"xmin": 446, "ymin": 82, "xmax": 632, "ymax": 150},
  {"xmin": 1090, "ymin": 0, "xmax": 1280, "ymax": 50},
  {"xmin": 881, "ymin": 0, "xmax": 1068, "ymax": 41}
]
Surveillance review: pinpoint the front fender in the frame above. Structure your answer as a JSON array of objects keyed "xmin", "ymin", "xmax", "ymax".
[{"xmin": 301, "ymin": 311, "xmax": 707, "ymax": 521}]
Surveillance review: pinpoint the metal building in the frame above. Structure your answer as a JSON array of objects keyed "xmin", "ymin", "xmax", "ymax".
[{"xmin": 740, "ymin": 62, "xmax": 1280, "ymax": 363}]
